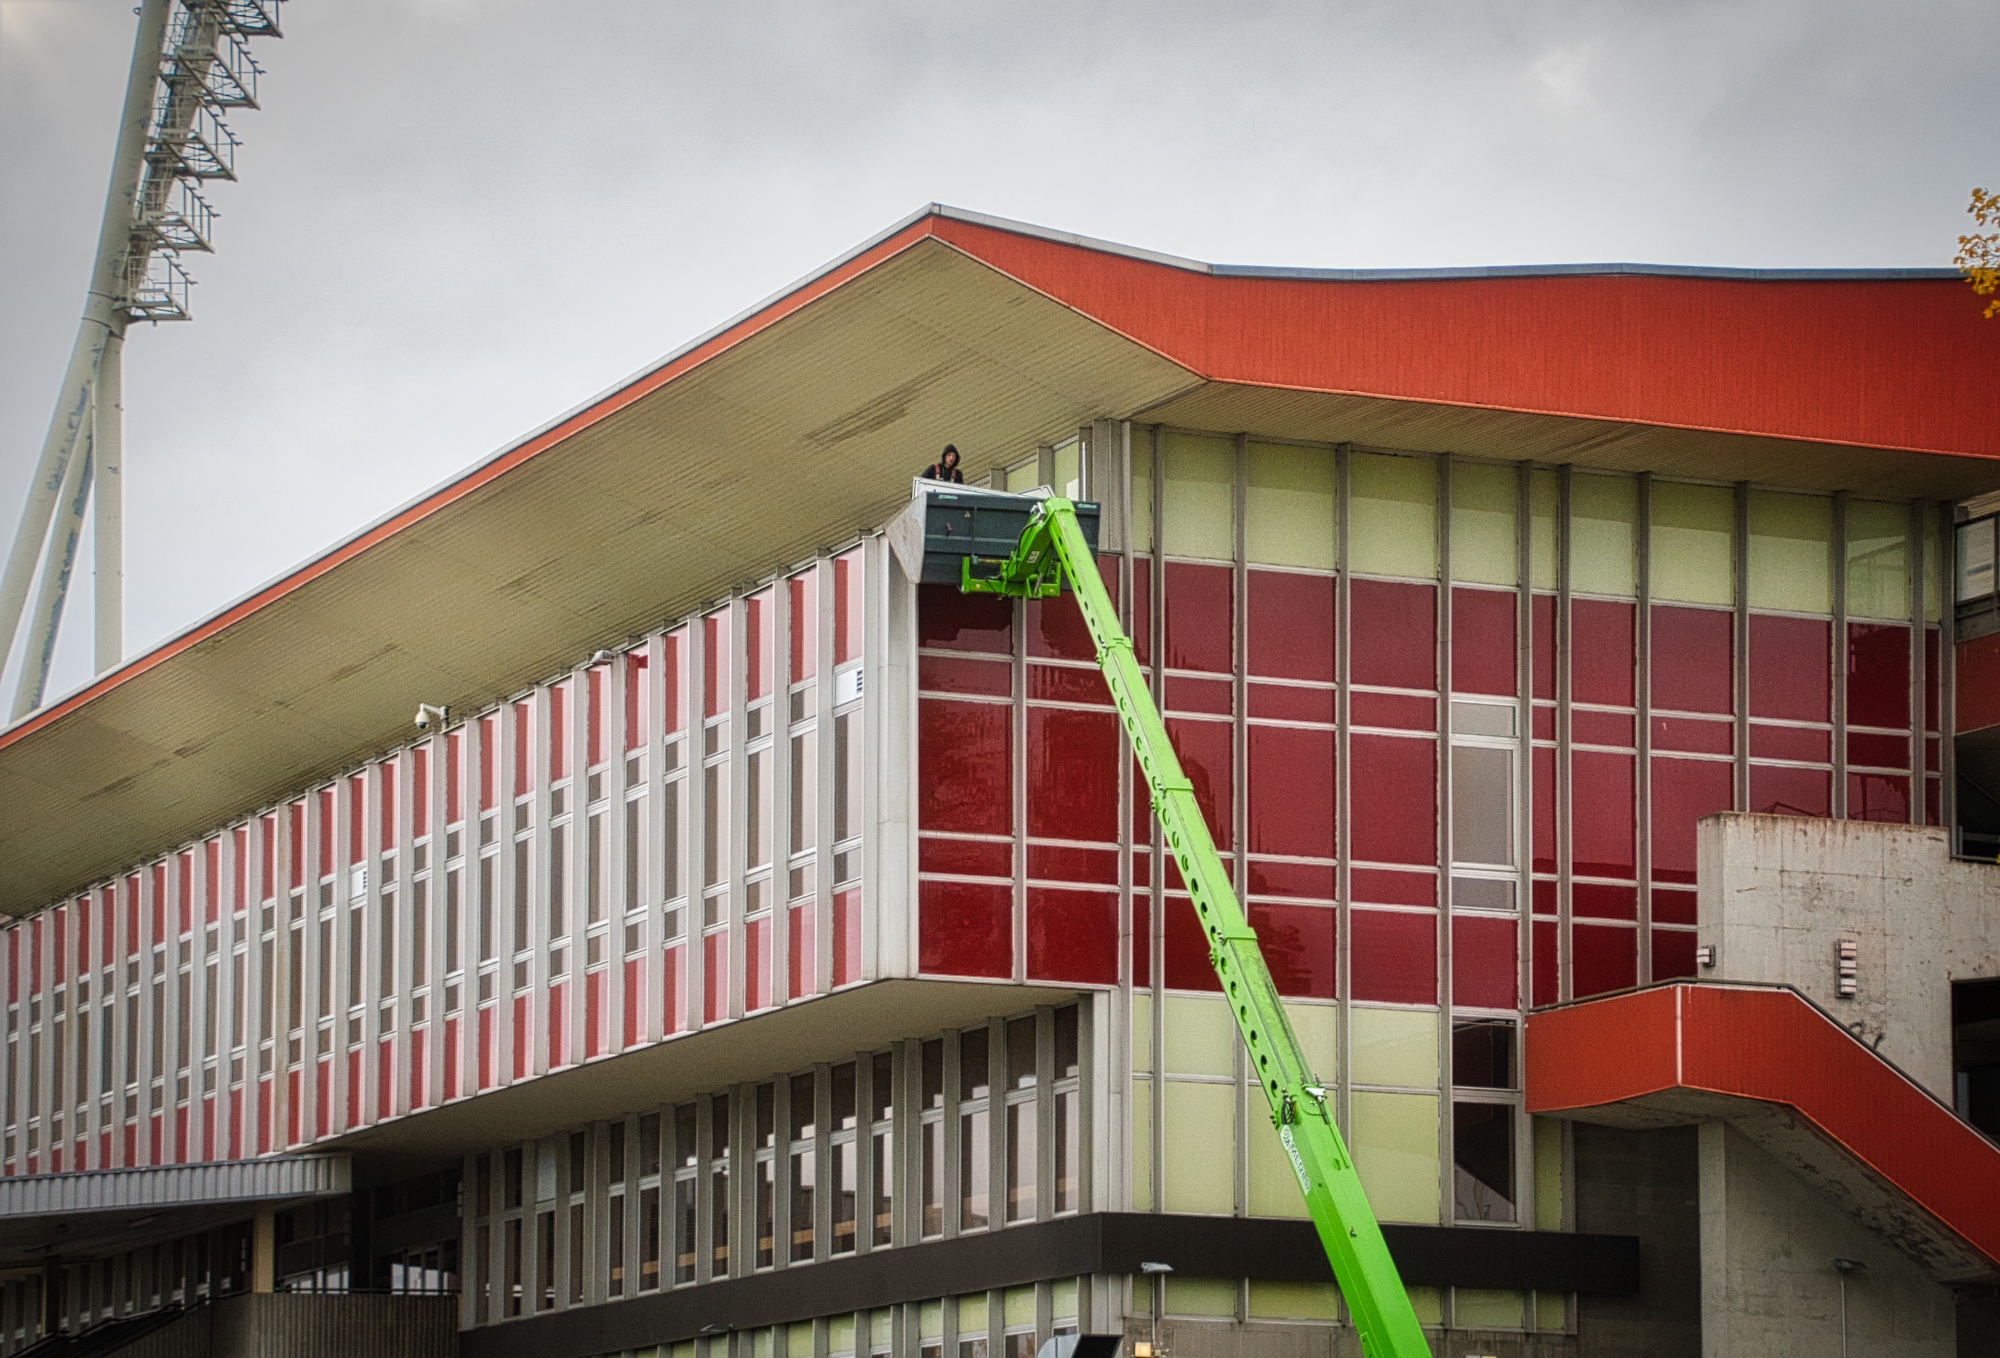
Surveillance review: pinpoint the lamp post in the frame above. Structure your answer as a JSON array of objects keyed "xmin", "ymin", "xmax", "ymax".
[
  {"xmin": 1137, "ymin": 1261, "xmax": 1173, "ymax": 1358},
  {"xmin": 1832, "ymin": 1258, "xmax": 1866, "ymax": 1358}
]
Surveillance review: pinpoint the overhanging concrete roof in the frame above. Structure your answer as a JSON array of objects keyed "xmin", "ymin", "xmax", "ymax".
[{"xmin": 3, "ymin": 204, "xmax": 1997, "ymax": 918}]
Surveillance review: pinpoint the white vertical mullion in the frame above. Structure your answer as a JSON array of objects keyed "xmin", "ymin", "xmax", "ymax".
[
  {"xmin": 646, "ymin": 630, "xmax": 670, "ymax": 1043},
  {"xmin": 729, "ymin": 594, "xmax": 749, "ymax": 1022},
  {"xmin": 1435, "ymin": 453, "xmax": 1455, "ymax": 1230},
  {"xmin": 568, "ymin": 668, "xmax": 589, "ymax": 1063},
  {"xmin": 817, "ymin": 558, "xmax": 837, "ymax": 994},
  {"xmin": 773, "ymin": 574, "xmax": 795, "ymax": 1005},
  {"xmin": 685, "ymin": 621, "xmax": 709, "ymax": 1032}
]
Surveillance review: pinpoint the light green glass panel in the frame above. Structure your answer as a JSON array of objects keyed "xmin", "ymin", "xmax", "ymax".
[
  {"xmin": 1247, "ymin": 1109, "xmax": 1309, "ymax": 1218},
  {"xmin": 870, "ymin": 1311, "xmax": 892, "ymax": 1348},
  {"xmin": 1164, "ymin": 1277, "xmax": 1237, "ymax": 1317},
  {"xmin": 1130, "ymin": 1078, "xmax": 1152, "ymax": 1210},
  {"xmin": 829, "ymin": 1314, "xmax": 856, "ymax": 1354},
  {"xmin": 1405, "ymin": 1286, "xmax": 1444, "ymax": 1326},
  {"xmin": 675, "ymin": 1343, "xmax": 698, "ymax": 1358},
  {"xmin": 1451, "ymin": 462, "xmax": 1517, "ymax": 585},
  {"xmin": 1248, "ymin": 1280, "xmax": 1341, "ymax": 1321},
  {"xmin": 1569, "ymin": 473, "xmax": 1637, "ymax": 598},
  {"xmin": 1162, "ymin": 432, "xmax": 1236, "ymax": 561},
  {"xmin": 1349, "ymin": 1006, "xmax": 1438, "ymax": 1089},
  {"xmin": 1649, "ymin": 482, "xmax": 1735, "ymax": 607},
  {"xmin": 1349, "ymin": 1091, "xmax": 1440, "ymax": 1223},
  {"xmin": 1285, "ymin": 1001, "xmax": 1338, "ymax": 1081},
  {"xmin": 1529, "ymin": 470, "xmax": 1559, "ymax": 592},
  {"xmin": 1004, "ymin": 1286, "xmax": 1035, "ymax": 1327},
  {"xmin": 1053, "ymin": 438, "xmax": 1082, "ymax": 501},
  {"xmin": 1534, "ymin": 1292, "xmax": 1568, "ymax": 1331},
  {"xmin": 1350, "ymin": 452, "xmax": 1437, "ymax": 579},
  {"xmin": 1132, "ymin": 435, "xmax": 1155, "ymax": 555},
  {"xmin": 1052, "ymin": 1278, "xmax": 1078, "ymax": 1322},
  {"xmin": 1455, "ymin": 1289, "xmax": 1524, "ymax": 1329},
  {"xmin": 1845, "ymin": 500, "xmax": 1911, "ymax": 621},
  {"xmin": 1532, "ymin": 1116, "xmax": 1563, "ymax": 1232},
  {"xmin": 1925, "ymin": 511, "xmax": 1943, "ymax": 622},
  {"xmin": 920, "ymin": 1301, "xmax": 944, "ymax": 1340},
  {"xmin": 1162, "ymin": 1081, "xmax": 1235, "ymax": 1214},
  {"xmin": 957, "ymin": 1294, "xmax": 988, "ymax": 1332},
  {"xmin": 788, "ymin": 1324, "xmax": 814, "ymax": 1355},
  {"xmin": 1246, "ymin": 442, "xmax": 1336, "ymax": 570},
  {"xmin": 1131, "ymin": 993, "xmax": 1153, "ymax": 1071},
  {"xmin": 756, "ymin": 1330, "xmax": 774, "ymax": 1358},
  {"xmin": 1163, "ymin": 994, "xmax": 1235, "ymax": 1077},
  {"xmin": 1005, "ymin": 457, "xmax": 1042, "ymax": 493},
  {"xmin": 1748, "ymin": 491, "xmax": 1832, "ymax": 614}
]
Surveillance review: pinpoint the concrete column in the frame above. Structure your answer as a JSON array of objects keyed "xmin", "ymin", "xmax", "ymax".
[{"xmin": 252, "ymin": 1206, "xmax": 276, "ymax": 1293}]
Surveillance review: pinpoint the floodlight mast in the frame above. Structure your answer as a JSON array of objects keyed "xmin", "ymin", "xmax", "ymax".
[{"xmin": 0, "ymin": 0, "xmax": 284, "ymax": 719}]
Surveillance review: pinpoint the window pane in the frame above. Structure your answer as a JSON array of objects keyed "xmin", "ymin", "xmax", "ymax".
[
  {"xmin": 1570, "ymin": 473, "xmax": 1637, "ymax": 598},
  {"xmin": 1161, "ymin": 1081, "xmax": 1233, "ymax": 1215},
  {"xmin": 1651, "ymin": 606, "xmax": 1733, "ymax": 715},
  {"xmin": 1748, "ymin": 491, "xmax": 1833, "ymax": 614},
  {"xmin": 1450, "ymin": 1019, "xmax": 1517, "ymax": 1088},
  {"xmin": 1161, "ymin": 432, "xmax": 1235, "ymax": 561},
  {"xmin": 1005, "ymin": 1100, "xmax": 1036, "ymax": 1222},
  {"xmin": 1529, "ymin": 469, "xmax": 1559, "ymax": 591},
  {"xmin": 1847, "ymin": 500, "xmax": 1911, "ymax": 620},
  {"xmin": 1452, "ymin": 1103, "xmax": 1515, "ymax": 1223},
  {"xmin": 1749, "ymin": 615, "xmax": 1831, "ymax": 722},
  {"xmin": 959, "ymin": 1108, "xmax": 989, "ymax": 1228},
  {"xmin": 1350, "ymin": 452, "xmax": 1437, "ymax": 579},
  {"xmin": 1451, "ymin": 744, "xmax": 1514, "ymax": 867},
  {"xmin": 1246, "ymin": 442, "xmax": 1334, "ymax": 570},
  {"xmin": 1450, "ymin": 461, "xmax": 1516, "ymax": 586},
  {"xmin": 1351, "ymin": 1091, "xmax": 1440, "ymax": 1223},
  {"xmin": 1650, "ymin": 482, "xmax": 1734, "ymax": 607}
]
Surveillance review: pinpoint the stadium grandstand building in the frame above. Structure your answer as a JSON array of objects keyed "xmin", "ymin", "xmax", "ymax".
[{"xmin": 1, "ymin": 207, "xmax": 1998, "ymax": 1358}]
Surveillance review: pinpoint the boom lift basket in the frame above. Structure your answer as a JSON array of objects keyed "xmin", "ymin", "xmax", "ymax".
[{"xmin": 887, "ymin": 482, "xmax": 1101, "ymax": 587}]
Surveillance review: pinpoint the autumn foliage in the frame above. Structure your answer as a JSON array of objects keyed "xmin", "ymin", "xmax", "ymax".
[{"xmin": 1960, "ymin": 187, "xmax": 2000, "ymax": 319}]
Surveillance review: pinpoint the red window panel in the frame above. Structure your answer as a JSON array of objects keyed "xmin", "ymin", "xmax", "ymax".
[
  {"xmin": 550, "ymin": 682, "xmax": 570, "ymax": 782},
  {"xmin": 920, "ymin": 836, "xmax": 1013, "ymax": 878},
  {"xmin": 1749, "ymin": 724, "xmax": 1829, "ymax": 763},
  {"xmin": 1451, "ymin": 587, "xmax": 1517, "ymax": 697},
  {"xmin": 410, "ymin": 1032, "xmax": 430, "ymax": 1111},
  {"xmin": 1451, "ymin": 914, "xmax": 1518, "ymax": 1010},
  {"xmin": 1248, "ymin": 683, "xmax": 1336, "ymax": 724},
  {"xmin": 549, "ymin": 983, "xmax": 570, "ymax": 1069},
  {"xmin": 1028, "ymin": 706, "xmax": 1121, "ymax": 844},
  {"xmin": 1247, "ymin": 723, "xmax": 1335, "ymax": 859},
  {"xmin": 1132, "ymin": 558, "xmax": 1152, "ymax": 668},
  {"xmin": 1029, "ymin": 665, "xmax": 1112, "ymax": 706},
  {"xmin": 260, "ymin": 817, "xmax": 276, "ymax": 901},
  {"xmin": 663, "ymin": 946, "xmax": 685, "ymax": 1035},
  {"xmin": 1350, "ymin": 579, "xmax": 1436, "ymax": 690},
  {"xmin": 1349, "ymin": 909, "xmax": 1437, "ymax": 1005},
  {"xmin": 446, "ymin": 1014, "xmax": 463, "ymax": 1097},
  {"xmin": 587, "ymin": 666, "xmax": 607, "ymax": 769},
  {"xmin": 1572, "ymin": 923, "xmax": 1637, "ymax": 998},
  {"xmin": 1650, "ymin": 606, "xmax": 1733, "ymax": 715},
  {"xmin": 315, "ymin": 1061, "xmax": 331, "ymax": 1142},
  {"xmin": 446, "ymin": 731, "xmax": 464, "ymax": 825},
  {"xmin": 1571, "ymin": 599, "xmax": 1635, "ymax": 707},
  {"xmin": 1847, "ymin": 773, "xmax": 1911, "ymax": 824},
  {"xmin": 920, "ymin": 655, "xmax": 1012, "ymax": 698},
  {"xmin": 702, "ymin": 934, "xmax": 727, "ymax": 1026},
  {"xmin": 1026, "ymin": 888, "xmax": 1119, "ymax": 985},
  {"xmin": 1532, "ymin": 745, "xmax": 1556, "ymax": 875},
  {"xmin": 378, "ymin": 762, "xmax": 400, "ymax": 852},
  {"xmin": 625, "ymin": 652, "xmax": 650, "ymax": 752},
  {"xmin": 1749, "ymin": 614, "xmax": 1830, "ymax": 722},
  {"xmin": 1926, "ymin": 777, "xmax": 1942, "ymax": 827},
  {"xmin": 1248, "ymin": 569, "xmax": 1336, "ymax": 682},
  {"xmin": 1532, "ymin": 705, "xmax": 1555, "ymax": 741},
  {"xmin": 918, "ymin": 583, "xmax": 1012, "ymax": 654},
  {"xmin": 1925, "ymin": 628, "xmax": 1940, "ymax": 731},
  {"xmin": 512, "ymin": 994, "xmax": 531, "ymax": 1080},
  {"xmin": 918, "ymin": 700, "xmax": 1013, "ymax": 836},
  {"xmin": 788, "ymin": 903, "xmax": 815, "ymax": 1000},
  {"xmin": 1248, "ymin": 902, "xmax": 1336, "ymax": 999},
  {"xmin": 745, "ymin": 916, "xmax": 771, "ymax": 1014},
  {"xmin": 781, "ymin": 569, "xmax": 815, "ymax": 688},
  {"xmin": 834, "ymin": 549, "xmax": 864, "ymax": 665},
  {"xmin": 1162, "ymin": 896, "xmax": 1222, "ymax": 992},
  {"xmin": 1164, "ymin": 675, "xmax": 1232, "ymax": 715},
  {"xmin": 1164, "ymin": 561, "xmax": 1234, "ymax": 674},
  {"xmin": 176, "ymin": 855, "xmax": 193, "ymax": 937},
  {"xmin": 1532, "ymin": 594, "xmax": 1557, "ymax": 701},
  {"xmin": 746, "ymin": 590, "xmax": 773, "ymax": 705},
  {"xmin": 378, "ymin": 1040, "xmax": 395, "ymax": 1121},
  {"xmin": 1847, "ymin": 623, "xmax": 1910, "ymax": 730},
  {"xmin": 1571, "ymin": 749, "xmax": 1636, "ymax": 879},
  {"xmin": 1848, "ymin": 731, "xmax": 1909, "ymax": 769},
  {"xmin": 1571, "ymin": 882, "xmax": 1637, "ymax": 920},
  {"xmin": 1652, "ymin": 888, "xmax": 1696, "ymax": 925},
  {"xmin": 511, "ymin": 703, "xmax": 531, "ymax": 799},
  {"xmin": 1027, "ymin": 844, "xmax": 1119, "ymax": 885},
  {"xmin": 1749, "ymin": 764, "xmax": 1831, "ymax": 818},
  {"xmin": 1131, "ymin": 895, "xmax": 1150, "ymax": 989},
  {"xmin": 702, "ymin": 615, "xmax": 729, "ymax": 722},
  {"xmin": 1652, "ymin": 716, "xmax": 1733, "ymax": 756},
  {"xmin": 1532, "ymin": 878, "xmax": 1557, "ymax": 917},
  {"xmin": 289, "ymin": 802, "xmax": 306, "ymax": 889},
  {"xmin": 1349, "ymin": 691, "xmax": 1435, "ymax": 731},
  {"xmin": 1350, "ymin": 734, "xmax": 1436, "ymax": 866},
  {"xmin": 1247, "ymin": 859, "xmax": 1338, "ymax": 900},
  {"xmin": 836, "ymin": 894, "xmax": 862, "ymax": 990},
  {"xmin": 1571, "ymin": 708, "xmax": 1634, "ymax": 748},
  {"xmin": 1167, "ymin": 717, "xmax": 1234, "ymax": 851},
  {"xmin": 663, "ymin": 631, "xmax": 685, "ymax": 736},
  {"xmin": 918, "ymin": 880, "xmax": 1012, "ymax": 978},
  {"xmin": 1029, "ymin": 558, "xmax": 1117, "ymax": 661},
  {"xmin": 1652, "ymin": 929, "xmax": 1699, "ymax": 983},
  {"xmin": 1649, "ymin": 757, "xmax": 1734, "ymax": 885}
]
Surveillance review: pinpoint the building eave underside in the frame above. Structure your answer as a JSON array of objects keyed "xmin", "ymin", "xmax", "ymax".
[{"xmin": 4, "ymin": 227, "xmax": 1999, "ymax": 920}]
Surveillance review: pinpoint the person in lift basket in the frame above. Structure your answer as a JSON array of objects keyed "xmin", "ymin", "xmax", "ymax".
[{"xmin": 921, "ymin": 444, "xmax": 964, "ymax": 482}]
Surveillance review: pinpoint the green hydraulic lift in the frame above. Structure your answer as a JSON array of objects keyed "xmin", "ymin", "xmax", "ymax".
[{"xmin": 911, "ymin": 486, "xmax": 1431, "ymax": 1358}]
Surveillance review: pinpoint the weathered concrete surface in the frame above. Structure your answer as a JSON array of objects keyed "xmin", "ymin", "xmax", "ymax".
[
  {"xmin": 1698, "ymin": 1122, "xmax": 1955, "ymax": 1358},
  {"xmin": 1696, "ymin": 814, "xmax": 2000, "ymax": 1102},
  {"xmin": 1574, "ymin": 1124, "xmax": 1701, "ymax": 1358}
]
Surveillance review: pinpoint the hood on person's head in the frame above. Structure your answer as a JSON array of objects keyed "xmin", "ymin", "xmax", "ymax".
[{"xmin": 941, "ymin": 445, "xmax": 959, "ymax": 468}]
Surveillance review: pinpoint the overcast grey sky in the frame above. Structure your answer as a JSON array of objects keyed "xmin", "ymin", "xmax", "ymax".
[{"xmin": 1, "ymin": 0, "xmax": 1994, "ymax": 705}]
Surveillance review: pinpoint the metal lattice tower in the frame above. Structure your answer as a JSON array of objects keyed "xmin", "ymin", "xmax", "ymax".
[{"xmin": 0, "ymin": 0, "xmax": 285, "ymax": 719}]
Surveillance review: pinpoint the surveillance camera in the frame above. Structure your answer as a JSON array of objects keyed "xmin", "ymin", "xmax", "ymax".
[{"xmin": 414, "ymin": 703, "xmax": 448, "ymax": 730}]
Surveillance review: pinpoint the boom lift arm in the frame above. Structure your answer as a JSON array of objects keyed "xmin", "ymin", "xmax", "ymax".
[{"xmin": 960, "ymin": 496, "xmax": 1432, "ymax": 1358}]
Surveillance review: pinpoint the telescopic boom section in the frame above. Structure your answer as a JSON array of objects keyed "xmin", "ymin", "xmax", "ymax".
[{"xmin": 961, "ymin": 497, "xmax": 1431, "ymax": 1358}]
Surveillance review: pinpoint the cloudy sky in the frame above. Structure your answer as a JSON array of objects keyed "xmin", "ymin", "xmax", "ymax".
[{"xmin": 1, "ymin": 0, "xmax": 1995, "ymax": 705}]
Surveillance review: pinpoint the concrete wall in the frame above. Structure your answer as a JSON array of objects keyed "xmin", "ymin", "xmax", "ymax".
[
  {"xmin": 1698, "ymin": 1123, "xmax": 1956, "ymax": 1358},
  {"xmin": 1573, "ymin": 1124, "xmax": 1701, "ymax": 1358},
  {"xmin": 1696, "ymin": 813, "xmax": 2000, "ymax": 1101}
]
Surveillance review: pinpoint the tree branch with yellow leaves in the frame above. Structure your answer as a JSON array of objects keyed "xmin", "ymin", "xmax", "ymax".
[{"xmin": 1959, "ymin": 187, "xmax": 1999, "ymax": 319}]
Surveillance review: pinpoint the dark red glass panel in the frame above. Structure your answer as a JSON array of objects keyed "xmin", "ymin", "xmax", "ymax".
[
  {"xmin": 1926, "ymin": 776, "xmax": 1941, "ymax": 826},
  {"xmin": 1247, "ymin": 859, "xmax": 1338, "ymax": 900},
  {"xmin": 1649, "ymin": 757, "xmax": 1734, "ymax": 884},
  {"xmin": 1451, "ymin": 587, "xmax": 1517, "ymax": 697},
  {"xmin": 1132, "ymin": 559, "xmax": 1152, "ymax": 668},
  {"xmin": 1531, "ymin": 745, "xmax": 1556, "ymax": 875},
  {"xmin": 1748, "ymin": 764, "xmax": 1831, "ymax": 818},
  {"xmin": 1572, "ymin": 923, "xmax": 1637, "ymax": 999},
  {"xmin": 1452, "ymin": 915, "xmax": 1518, "ymax": 1010},
  {"xmin": 1349, "ymin": 734, "xmax": 1437, "ymax": 866},
  {"xmin": 1248, "ymin": 723, "xmax": 1336, "ymax": 859},
  {"xmin": 1846, "ymin": 731, "xmax": 1910, "ymax": 770},
  {"xmin": 1571, "ymin": 882, "xmax": 1638, "ymax": 920},
  {"xmin": 1532, "ymin": 878, "xmax": 1557, "ymax": 917},
  {"xmin": 1165, "ymin": 676, "xmax": 1232, "ymax": 715},
  {"xmin": 1166, "ymin": 718, "xmax": 1233, "ymax": 850},
  {"xmin": 1927, "ymin": 735, "xmax": 1942, "ymax": 776},
  {"xmin": 1651, "ymin": 929, "xmax": 1699, "ymax": 982},
  {"xmin": 1532, "ymin": 920, "xmax": 1559, "ymax": 1007},
  {"xmin": 1349, "ymin": 910, "xmax": 1437, "ymax": 1005},
  {"xmin": 1651, "ymin": 716, "xmax": 1732, "ymax": 756},
  {"xmin": 1025, "ymin": 888, "xmax": 1118, "ymax": 985},
  {"xmin": 1847, "ymin": 623, "xmax": 1911, "ymax": 730},
  {"xmin": 1651, "ymin": 888, "xmax": 1696, "ymax": 925},
  {"xmin": 1847, "ymin": 773, "xmax": 1911, "ymax": 824},
  {"xmin": 1749, "ymin": 724, "xmax": 1829, "ymax": 763},
  {"xmin": 1028, "ymin": 707, "xmax": 1120, "ymax": 843},
  {"xmin": 1349, "ymin": 691, "xmax": 1436, "ymax": 731},
  {"xmin": 1027, "ymin": 844, "xmax": 1119, "ymax": 885},
  {"xmin": 918, "ymin": 837, "xmax": 1012, "ymax": 878},
  {"xmin": 1349, "ymin": 867, "xmax": 1437, "ymax": 907},
  {"xmin": 789, "ymin": 571, "xmax": 816, "ymax": 685},
  {"xmin": 1571, "ymin": 599, "xmax": 1635, "ymax": 707},
  {"xmin": 1163, "ymin": 896, "xmax": 1223, "ymax": 992},
  {"xmin": 919, "ymin": 655, "xmax": 1011, "ymax": 697},
  {"xmin": 917, "ymin": 584, "xmax": 1012, "ymax": 654},
  {"xmin": 1248, "ymin": 570, "xmax": 1335, "ymax": 682},
  {"xmin": 1925, "ymin": 628, "xmax": 1940, "ymax": 731},
  {"xmin": 1349, "ymin": 580, "xmax": 1436, "ymax": 690},
  {"xmin": 1749, "ymin": 614, "xmax": 1830, "ymax": 722},
  {"xmin": 918, "ymin": 880, "xmax": 1012, "ymax": 978},
  {"xmin": 1570, "ymin": 750, "xmax": 1636, "ymax": 878},
  {"xmin": 1029, "ymin": 558, "xmax": 1116, "ymax": 662},
  {"xmin": 1650, "ymin": 606, "xmax": 1733, "ymax": 715},
  {"xmin": 1532, "ymin": 593, "xmax": 1556, "ymax": 701},
  {"xmin": 1571, "ymin": 708, "xmax": 1634, "ymax": 748},
  {"xmin": 1028, "ymin": 665, "xmax": 1111, "ymax": 706},
  {"xmin": 834, "ymin": 551, "xmax": 864, "ymax": 666},
  {"xmin": 1532, "ymin": 704, "xmax": 1555, "ymax": 740},
  {"xmin": 1249, "ymin": 684, "xmax": 1336, "ymax": 724},
  {"xmin": 1164, "ymin": 562, "xmax": 1233, "ymax": 674},
  {"xmin": 1248, "ymin": 902, "xmax": 1336, "ymax": 999},
  {"xmin": 1131, "ymin": 895, "xmax": 1150, "ymax": 989},
  {"xmin": 918, "ymin": 699, "xmax": 1012, "ymax": 835}
]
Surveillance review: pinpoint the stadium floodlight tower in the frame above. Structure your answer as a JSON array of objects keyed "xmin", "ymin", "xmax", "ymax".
[{"xmin": 0, "ymin": 0, "xmax": 285, "ymax": 719}]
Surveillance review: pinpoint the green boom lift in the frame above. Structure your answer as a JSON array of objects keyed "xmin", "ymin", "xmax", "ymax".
[{"xmin": 907, "ymin": 485, "xmax": 1431, "ymax": 1358}]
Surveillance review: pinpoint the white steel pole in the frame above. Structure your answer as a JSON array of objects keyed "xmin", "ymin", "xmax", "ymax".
[
  {"xmin": 12, "ymin": 428, "xmax": 94, "ymax": 720},
  {"xmin": 94, "ymin": 330, "xmax": 125, "ymax": 674}
]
